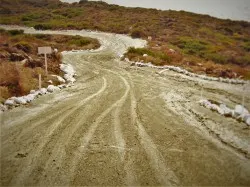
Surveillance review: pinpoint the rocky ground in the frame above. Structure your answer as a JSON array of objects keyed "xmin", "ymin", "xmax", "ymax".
[{"xmin": 1, "ymin": 26, "xmax": 250, "ymax": 186}]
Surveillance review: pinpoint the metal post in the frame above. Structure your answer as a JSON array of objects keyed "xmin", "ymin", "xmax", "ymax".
[{"xmin": 45, "ymin": 53, "xmax": 48, "ymax": 76}]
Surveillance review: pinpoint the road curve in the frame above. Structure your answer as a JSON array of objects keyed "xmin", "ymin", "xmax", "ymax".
[{"xmin": 1, "ymin": 25, "xmax": 250, "ymax": 186}]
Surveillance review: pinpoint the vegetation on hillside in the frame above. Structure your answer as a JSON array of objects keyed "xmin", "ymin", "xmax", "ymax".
[
  {"xmin": 0, "ymin": 28, "xmax": 100, "ymax": 103},
  {"xmin": 0, "ymin": 0, "xmax": 250, "ymax": 79}
]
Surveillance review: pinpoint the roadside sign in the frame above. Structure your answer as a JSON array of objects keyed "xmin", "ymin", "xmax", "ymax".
[
  {"xmin": 38, "ymin": 46, "xmax": 52, "ymax": 75},
  {"xmin": 38, "ymin": 46, "xmax": 52, "ymax": 55}
]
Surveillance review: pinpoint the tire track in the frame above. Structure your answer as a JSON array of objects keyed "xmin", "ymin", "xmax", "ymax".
[
  {"xmin": 128, "ymin": 73, "xmax": 179, "ymax": 186},
  {"xmin": 68, "ymin": 72, "xmax": 130, "ymax": 185},
  {"xmin": 112, "ymin": 75, "xmax": 130, "ymax": 161},
  {"xmin": 10, "ymin": 77, "xmax": 107, "ymax": 185},
  {"xmin": 36, "ymin": 77, "xmax": 108, "ymax": 184}
]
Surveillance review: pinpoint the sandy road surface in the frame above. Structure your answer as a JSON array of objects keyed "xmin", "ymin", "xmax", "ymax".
[{"xmin": 1, "ymin": 25, "xmax": 250, "ymax": 186}]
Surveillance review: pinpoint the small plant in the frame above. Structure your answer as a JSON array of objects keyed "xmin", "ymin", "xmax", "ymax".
[
  {"xmin": 14, "ymin": 41, "xmax": 32, "ymax": 53},
  {"xmin": 130, "ymin": 29, "xmax": 146, "ymax": 38},
  {"xmin": 8, "ymin": 29, "xmax": 24, "ymax": 36},
  {"xmin": 242, "ymin": 41, "xmax": 250, "ymax": 52},
  {"xmin": 34, "ymin": 24, "xmax": 52, "ymax": 30}
]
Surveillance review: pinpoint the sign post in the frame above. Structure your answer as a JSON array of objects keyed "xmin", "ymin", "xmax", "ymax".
[
  {"xmin": 39, "ymin": 74, "xmax": 42, "ymax": 90},
  {"xmin": 38, "ymin": 46, "xmax": 52, "ymax": 75}
]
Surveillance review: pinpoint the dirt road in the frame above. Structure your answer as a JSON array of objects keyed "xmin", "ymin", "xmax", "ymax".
[{"xmin": 1, "ymin": 26, "xmax": 250, "ymax": 186}]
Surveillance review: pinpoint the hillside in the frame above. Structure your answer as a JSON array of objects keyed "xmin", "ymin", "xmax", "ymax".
[{"xmin": 0, "ymin": 0, "xmax": 250, "ymax": 79}]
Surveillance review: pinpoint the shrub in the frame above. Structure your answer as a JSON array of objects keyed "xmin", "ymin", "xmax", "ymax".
[
  {"xmin": 242, "ymin": 42, "xmax": 250, "ymax": 52},
  {"xmin": 204, "ymin": 53, "xmax": 228, "ymax": 64},
  {"xmin": 34, "ymin": 34, "xmax": 52, "ymax": 40},
  {"xmin": 127, "ymin": 47, "xmax": 172, "ymax": 63},
  {"xmin": 0, "ymin": 28, "xmax": 6, "ymax": 33},
  {"xmin": 130, "ymin": 29, "xmax": 146, "ymax": 38},
  {"xmin": 24, "ymin": 59, "xmax": 44, "ymax": 69},
  {"xmin": 8, "ymin": 29, "xmax": 24, "ymax": 36},
  {"xmin": 14, "ymin": 41, "xmax": 32, "ymax": 53},
  {"xmin": 127, "ymin": 47, "xmax": 154, "ymax": 56},
  {"xmin": 34, "ymin": 24, "xmax": 52, "ymax": 30},
  {"xmin": 174, "ymin": 37, "xmax": 208, "ymax": 56},
  {"xmin": 0, "ymin": 86, "xmax": 11, "ymax": 101},
  {"xmin": 18, "ymin": 67, "xmax": 38, "ymax": 95},
  {"xmin": 68, "ymin": 36, "xmax": 92, "ymax": 47}
]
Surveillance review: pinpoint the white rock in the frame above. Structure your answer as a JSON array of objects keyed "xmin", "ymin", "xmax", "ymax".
[
  {"xmin": 47, "ymin": 85, "xmax": 60, "ymax": 93},
  {"xmin": 210, "ymin": 104, "xmax": 220, "ymax": 112},
  {"xmin": 5, "ymin": 99, "xmax": 15, "ymax": 106},
  {"xmin": 30, "ymin": 90, "xmax": 36, "ymax": 94},
  {"xmin": 40, "ymin": 88, "xmax": 47, "ymax": 95},
  {"xmin": 143, "ymin": 54, "xmax": 148, "ymax": 57},
  {"xmin": 234, "ymin": 105, "xmax": 249, "ymax": 117},
  {"xmin": 57, "ymin": 76, "xmax": 66, "ymax": 83},
  {"xmin": 169, "ymin": 49, "xmax": 175, "ymax": 53},
  {"xmin": 60, "ymin": 64, "xmax": 75, "ymax": 76},
  {"xmin": 53, "ymin": 75, "xmax": 66, "ymax": 83},
  {"xmin": 23, "ymin": 94, "xmax": 36, "ymax": 103},
  {"xmin": 14, "ymin": 97, "xmax": 27, "ymax": 104},
  {"xmin": 34, "ymin": 90, "xmax": 42, "ymax": 96},
  {"xmin": 64, "ymin": 74, "xmax": 76, "ymax": 83},
  {"xmin": 47, "ymin": 80, "xmax": 53, "ymax": 84},
  {"xmin": 54, "ymin": 48, "xmax": 58, "ymax": 53},
  {"xmin": 125, "ymin": 58, "xmax": 130, "ymax": 62}
]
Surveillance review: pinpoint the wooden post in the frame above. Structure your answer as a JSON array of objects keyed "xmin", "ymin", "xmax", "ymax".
[
  {"xmin": 45, "ymin": 53, "xmax": 48, "ymax": 76},
  {"xmin": 39, "ymin": 74, "xmax": 42, "ymax": 90}
]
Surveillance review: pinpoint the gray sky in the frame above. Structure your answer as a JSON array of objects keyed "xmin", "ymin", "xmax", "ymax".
[{"xmin": 60, "ymin": 0, "xmax": 250, "ymax": 21}]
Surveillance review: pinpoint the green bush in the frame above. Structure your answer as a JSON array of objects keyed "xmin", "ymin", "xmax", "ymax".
[
  {"xmin": 34, "ymin": 24, "xmax": 52, "ymax": 30},
  {"xmin": 174, "ymin": 37, "xmax": 208, "ymax": 56},
  {"xmin": 68, "ymin": 36, "xmax": 92, "ymax": 46},
  {"xmin": 8, "ymin": 29, "xmax": 24, "ymax": 36},
  {"xmin": 127, "ymin": 47, "xmax": 172, "ymax": 63},
  {"xmin": 34, "ymin": 34, "xmax": 52, "ymax": 40},
  {"xmin": 21, "ymin": 13, "xmax": 41, "ymax": 21},
  {"xmin": 204, "ymin": 53, "xmax": 228, "ymax": 64},
  {"xmin": 242, "ymin": 42, "xmax": 250, "ymax": 52}
]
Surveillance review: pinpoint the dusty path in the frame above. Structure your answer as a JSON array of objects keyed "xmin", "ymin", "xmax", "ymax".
[{"xmin": 1, "ymin": 25, "xmax": 250, "ymax": 186}]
